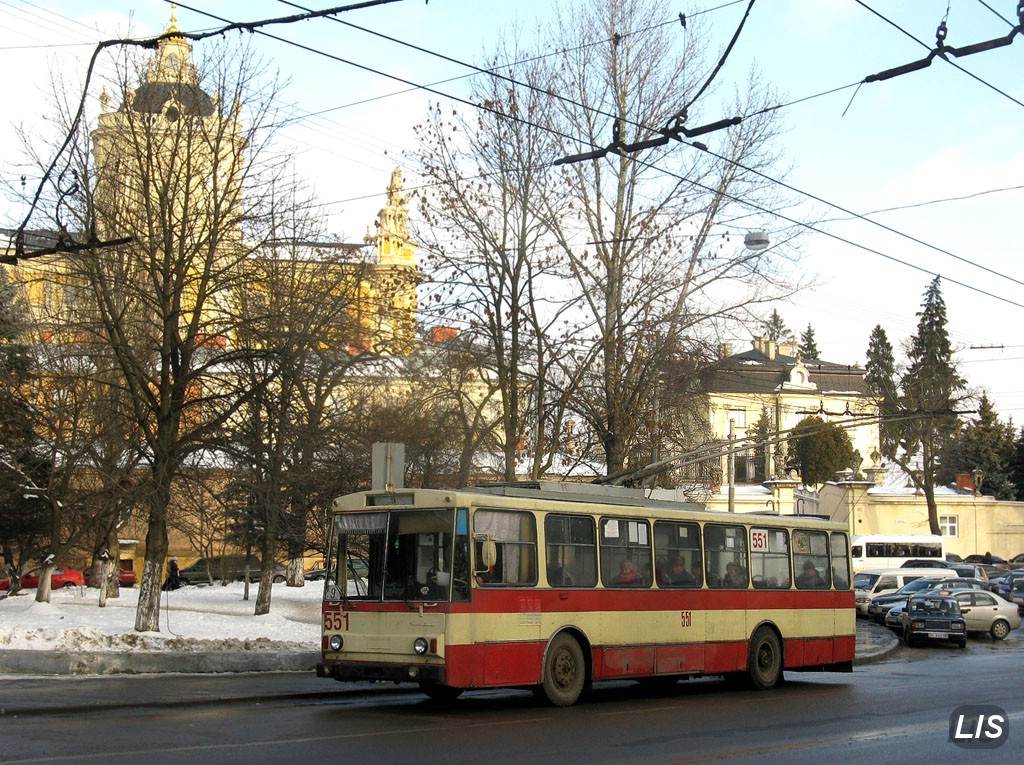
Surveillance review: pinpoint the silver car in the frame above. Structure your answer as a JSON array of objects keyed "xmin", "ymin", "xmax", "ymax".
[{"xmin": 952, "ymin": 590, "xmax": 1022, "ymax": 639}]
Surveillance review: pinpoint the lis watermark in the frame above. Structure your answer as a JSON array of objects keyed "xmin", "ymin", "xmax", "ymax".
[{"xmin": 949, "ymin": 705, "xmax": 1009, "ymax": 749}]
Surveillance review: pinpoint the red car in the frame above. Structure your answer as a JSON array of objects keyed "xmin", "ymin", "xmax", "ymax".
[
  {"xmin": 83, "ymin": 567, "xmax": 138, "ymax": 587},
  {"xmin": 0, "ymin": 566, "xmax": 85, "ymax": 591}
]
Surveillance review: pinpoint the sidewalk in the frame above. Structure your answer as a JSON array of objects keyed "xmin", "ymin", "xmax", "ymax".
[{"xmin": 0, "ymin": 618, "xmax": 898, "ymax": 677}]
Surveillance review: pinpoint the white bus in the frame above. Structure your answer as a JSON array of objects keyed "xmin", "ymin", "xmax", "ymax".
[{"xmin": 850, "ymin": 534, "xmax": 945, "ymax": 572}]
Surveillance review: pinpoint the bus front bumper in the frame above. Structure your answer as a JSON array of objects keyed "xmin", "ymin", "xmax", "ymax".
[{"xmin": 317, "ymin": 661, "xmax": 446, "ymax": 684}]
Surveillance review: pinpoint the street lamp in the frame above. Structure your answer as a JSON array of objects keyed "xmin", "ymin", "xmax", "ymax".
[{"xmin": 744, "ymin": 231, "xmax": 770, "ymax": 251}]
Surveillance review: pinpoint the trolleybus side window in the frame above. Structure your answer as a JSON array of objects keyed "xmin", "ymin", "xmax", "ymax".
[
  {"xmin": 830, "ymin": 531, "xmax": 851, "ymax": 590},
  {"xmin": 749, "ymin": 527, "xmax": 790, "ymax": 589},
  {"xmin": 473, "ymin": 509, "xmax": 537, "ymax": 586},
  {"xmin": 544, "ymin": 514, "xmax": 597, "ymax": 587},
  {"xmin": 704, "ymin": 524, "xmax": 748, "ymax": 588},
  {"xmin": 600, "ymin": 518, "xmax": 652, "ymax": 587},
  {"xmin": 654, "ymin": 520, "xmax": 702, "ymax": 588},
  {"xmin": 793, "ymin": 530, "xmax": 831, "ymax": 589}
]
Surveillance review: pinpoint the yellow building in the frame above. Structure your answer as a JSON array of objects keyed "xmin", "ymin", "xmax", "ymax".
[{"xmin": 703, "ymin": 337, "xmax": 880, "ymax": 484}]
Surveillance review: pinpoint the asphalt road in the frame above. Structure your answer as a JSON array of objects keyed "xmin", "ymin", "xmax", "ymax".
[{"xmin": 2, "ymin": 631, "xmax": 1022, "ymax": 765}]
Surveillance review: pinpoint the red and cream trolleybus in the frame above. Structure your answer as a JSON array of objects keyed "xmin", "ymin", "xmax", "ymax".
[{"xmin": 316, "ymin": 482, "xmax": 855, "ymax": 706}]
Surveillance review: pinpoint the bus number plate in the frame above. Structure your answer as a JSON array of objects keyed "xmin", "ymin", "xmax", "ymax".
[{"xmin": 680, "ymin": 610, "xmax": 692, "ymax": 628}]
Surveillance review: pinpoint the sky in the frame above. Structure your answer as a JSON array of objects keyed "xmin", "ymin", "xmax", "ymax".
[
  {"xmin": 0, "ymin": 579, "xmax": 322, "ymax": 651},
  {"xmin": 0, "ymin": 1, "xmax": 1021, "ymax": 418}
]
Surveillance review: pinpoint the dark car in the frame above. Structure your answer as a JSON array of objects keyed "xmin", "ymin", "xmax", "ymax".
[
  {"xmin": 900, "ymin": 559, "xmax": 952, "ymax": 569},
  {"xmin": 995, "ymin": 569, "xmax": 1024, "ymax": 598},
  {"xmin": 83, "ymin": 567, "xmax": 137, "ymax": 587},
  {"xmin": 1008, "ymin": 578, "xmax": 1024, "ymax": 614},
  {"xmin": 900, "ymin": 594, "xmax": 967, "ymax": 648},
  {"xmin": 867, "ymin": 575, "xmax": 947, "ymax": 623},
  {"xmin": 177, "ymin": 556, "xmax": 285, "ymax": 585},
  {"xmin": 965, "ymin": 554, "xmax": 1010, "ymax": 571}
]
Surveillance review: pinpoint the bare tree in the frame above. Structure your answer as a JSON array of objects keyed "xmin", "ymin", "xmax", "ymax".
[
  {"xmin": 541, "ymin": 0, "xmax": 803, "ymax": 474},
  {"xmin": 19, "ymin": 29, "xmax": 297, "ymax": 629},
  {"xmin": 412, "ymin": 39, "xmax": 578, "ymax": 481}
]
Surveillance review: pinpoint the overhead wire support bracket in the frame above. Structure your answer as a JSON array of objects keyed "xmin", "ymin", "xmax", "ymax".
[
  {"xmin": 864, "ymin": 5, "xmax": 1023, "ymax": 84},
  {"xmin": 1, "ymin": 235, "xmax": 133, "ymax": 266}
]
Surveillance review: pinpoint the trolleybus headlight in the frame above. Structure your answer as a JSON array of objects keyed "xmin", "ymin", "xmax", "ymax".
[
  {"xmin": 329, "ymin": 635, "xmax": 344, "ymax": 651},
  {"xmin": 413, "ymin": 637, "xmax": 429, "ymax": 655}
]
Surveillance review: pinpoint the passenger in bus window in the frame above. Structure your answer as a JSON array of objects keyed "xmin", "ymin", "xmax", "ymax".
[
  {"xmin": 723, "ymin": 561, "xmax": 747, "ymax": 588},
  {"xmin": 611, "ymin": 558, "xmax": 640, "ymax": 586},
  {"xmin": 664, "ymin": 555, "xmax": 696, "ymax": 586},
  {"xmin": 548, "ymin": 562, "xmax": 571, "ymax": 587},
  {"xmin": 796, "ymin": 559, "xmax": 826, "ymax": 588}
]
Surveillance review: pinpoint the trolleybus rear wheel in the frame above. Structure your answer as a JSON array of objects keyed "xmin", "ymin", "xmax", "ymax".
[
  {"xmin": 748, "ymin": 626, "xmax": 782, "ymax": 690},
  {"xmin": 540, "ymin": 633, "xmax": 586, "ymax": 707}
]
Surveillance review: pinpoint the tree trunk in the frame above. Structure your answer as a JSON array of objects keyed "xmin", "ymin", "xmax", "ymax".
[
  {"xmin": 135, "ymin": 515, "xmax": 169, "ymax": 632},
  {"xmin": 34, "ymin": 560, "xmax": 56, "ymax": 604}
]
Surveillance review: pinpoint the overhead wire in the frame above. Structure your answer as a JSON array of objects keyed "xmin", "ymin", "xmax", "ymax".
[{"xmin": 10, "ymin": 1, "xmax": 1022, "ymax": 317}]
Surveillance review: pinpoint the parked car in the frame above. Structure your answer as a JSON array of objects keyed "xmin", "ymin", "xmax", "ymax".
[
  {"xmin": 885, "ymin": 578, "xmax": 990, "ymax": 631},
  {"xmin": 304, "ymin": 565, "xmax": 327, "ymax": 581},
  {"xmin": 945, "ymin": 552, "xmax": 964, "ymax": 563},
  {"xmin": 995, "ymin": 569, "xmax": 1024, "ymax": 598},
  {"xmin": 854, "ymin": 568, "xmax": 952, "ymax": 616},
  {"xmin": 951, "ymin": 590, "xmax": 1022, "ymax": 639},
  {"xmin": 948, "ymin": 563, "xmax": 989, "ymax": 585},
  {"xmin": 867, "ymin": 575, "xmax": 948, "ymax": 623},
  {"xmin": 978, "ymin": 563, "xmax": 1007, "ymax": 581},
  {"xmin": 1008, "ymin": 578, "xmax": 1024, "ymax": 614},
  {"xmin": 83, "ymin": 567, "xmax": 137, "ymax": 587},
  {"xmin": 965, "ymin": 554, "xmax": 1010, "ymax": 571},
  {"xmin": 899, "ymin": 594, "xmax": 967, "ymax": 648},
  {"xmin": 0, "ymin": 566, "xmax": 85, "ymax": 591},
  {"xmin": 900, "ymin": 559, "xmax": 952, "ymax": 569},
  {"xmin": 177, "ymin": 556, "xmax": 285, "ymax": 586}
]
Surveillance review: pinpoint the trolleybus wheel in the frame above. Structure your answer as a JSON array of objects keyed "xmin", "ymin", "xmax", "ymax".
[
  {"xmin": 540, "ymin": 633, "xmax": 586, "ymax": 707},
  {"xmin": 419, "ymin": 683, "xmax": 464, "ymax": 703},
  {"xmin": 748, "ymin": 626, "xmax": 782, "ymax": 690}
]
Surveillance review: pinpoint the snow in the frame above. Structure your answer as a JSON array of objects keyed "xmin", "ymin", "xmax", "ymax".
[{"xmin": 0, "ymin": 581, "xmax": 323, "ymax": 653}]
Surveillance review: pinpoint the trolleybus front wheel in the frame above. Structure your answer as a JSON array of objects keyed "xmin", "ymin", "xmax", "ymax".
[
  {"xmin": 748, "ymin": 626, "xmax": 783, "ymax": 690},
  {"xmin": 539, "ymin": 632, "xmax": 586, "ymax": 707}
]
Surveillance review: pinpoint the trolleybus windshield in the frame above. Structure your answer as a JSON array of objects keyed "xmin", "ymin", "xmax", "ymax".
[{"xmin": 326, "ymin": 508, "xmax": 470, "ymax": 603}]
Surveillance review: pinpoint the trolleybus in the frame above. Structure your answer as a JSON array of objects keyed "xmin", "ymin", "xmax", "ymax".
[{"xmin": 316, "ymin": 482, "xmax": 855, "ymax": 706}]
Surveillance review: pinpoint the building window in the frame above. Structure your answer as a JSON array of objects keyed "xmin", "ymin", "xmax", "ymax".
[
  {"xmin": 939, "ymin": 515, "xmax": 959, "ymax": 538},
  {"xmin": 727, "ymin": 408, "xmax": 746, "ymax": 427}
]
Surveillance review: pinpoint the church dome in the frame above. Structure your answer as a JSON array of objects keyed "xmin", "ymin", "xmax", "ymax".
[{"xmin": 129, "ymin": 81, "xmax": 215, "ymax": 118}]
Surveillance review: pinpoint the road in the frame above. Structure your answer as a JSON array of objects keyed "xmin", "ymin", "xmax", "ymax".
[{"xmin": 2, "ymin": 636, "xmax": 1021, "ymax": 764}]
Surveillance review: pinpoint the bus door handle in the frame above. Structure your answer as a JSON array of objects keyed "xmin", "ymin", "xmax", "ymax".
[{"xmin": 559, "ymin": 592, "xmax": 569, "ymax": 600}]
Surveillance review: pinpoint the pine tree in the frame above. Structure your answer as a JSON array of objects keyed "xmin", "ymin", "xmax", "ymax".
[
  {"xmin": 1010, "ymin": 427, "xmax": 1024, "ymax": 500},
  {"xmin": 750, "ymin": 407, "xmax": 775, "ymax": 482},
  {"xmin": 940, "ymin": 394, "xmax": 1016, "ymax": 499},
  {"xmin": 798, "ymin": 324, "xmax": 820, "ymax": 360},
  {"xmin": 898, "ymin": 277, "xmax": 966, "ymax": 534},
  {"xmin": 762, "ymin": 309, "xmax": 790, "ymax": 343},
  {"xmin": 864, "ymin": 324, "xmax": 899, "ymax": 460}
]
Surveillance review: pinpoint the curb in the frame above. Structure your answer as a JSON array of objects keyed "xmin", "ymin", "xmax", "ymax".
[{"xmin": 0, "ymin": 650, "xmax": 318, "ymax": 676}]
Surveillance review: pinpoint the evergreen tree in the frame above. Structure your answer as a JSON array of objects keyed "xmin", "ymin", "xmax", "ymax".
[
  {"xmin": 864, "ymin": 324, "xmax": 899, "ymax": 459},
  {"xmin": 1010, "ymin": 427, "xmax": 1024, "ymax": 500},
  {"xmin": 750, "ymin": 406, "xmax": 775, "ymax": 482},
  {"xmin": 939, "ymin": 394, "xmax": 1016, "ymax": 499},
  {"xmin": 789, "ymin": 415, "xmax": 854, "ymax": 487},
  {"xmin": 798, "ymin": 324, "xmax": 820, "ymax": 360},
  {"xmin": 898, "ymin": 277, "xmax": 966, "ymax": 534},
  {"xmin": 762, "ymin": 309, "xmax": 790, "ymax": 343}
]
